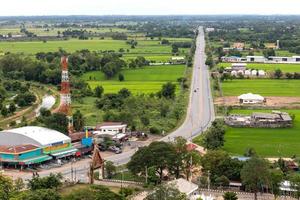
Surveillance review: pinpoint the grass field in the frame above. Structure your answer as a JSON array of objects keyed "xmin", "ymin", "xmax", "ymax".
[
  {"xmin": 0, "ymin": 38, "xmax": 190, "ymax": 55},
  {"xmin": 221, "ymin": 79, "xmax": 300, "ymax": 96},
  {"xmin": 0, "ymin": 27, "xmax": 133, "ymax": 36},
  {"xmin": 218, "ymin": 62, "xmax": 300, "ymax": 72},
  {"xmin": 224, "ymin": 109, "xmax": 300, "ymax": 157},
  {"xmin": 72, "ymin": 96, "xmax": 103, "ymax": 125},
  {"xmin": 82, "ymin": 65, "xmax": 186, "ymax": 94}
]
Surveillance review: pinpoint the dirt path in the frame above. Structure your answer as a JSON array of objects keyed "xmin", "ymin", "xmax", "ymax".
[{"xmin": 215, "ymin": 96, "xmax": 300, "ymax": 108}]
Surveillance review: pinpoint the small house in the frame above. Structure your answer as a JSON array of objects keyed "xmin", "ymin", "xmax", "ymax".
[
  {"xmin": 238, "ymin": 93, "xmax": 265, "ymax": 104},
  {"xmin": 231, "ymin": 63, "xmax": 247, "ymax": 71},
  {"xmin": 231, "ymin": 70, "xmax": 237, "ymax": 76},
  {"xmin": 94, "ymin": 122, "xmax": 127, "ymax": 137},
  {"xmin": 258, "ymin": 70, "xmax": 266, "ymax": 77},
  {"xmin": 245, "ymin": 70, "xmax": 251, "ymax": 76},
  {"xmin": 246, "ymin": 56, "xmax": 266, "ymax": 63},
  {"xmin": 170, "ymin": 56, "xmax": 186, "ymax": 64},
  {"xmin": 251, "ymin": 69, "xmax": 258, "ymax": 76},
  {"xmin": 168, "ymin": 178, "xmax": 199, "ymax": 199}
]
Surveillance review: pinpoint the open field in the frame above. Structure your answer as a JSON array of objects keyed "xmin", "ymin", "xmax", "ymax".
[
  {"xmin": 0, "ymin": 38, "xmax": 190, "ymax": 57},
  {"xmin": 82, "ymin": 65, "xmax": 186, "ymax": 94},
  {"xmin": 218, "ymin": 62, "xmax": 300, "ymax": 72},
  {"xmin": 221, "ymin": 79, "xmax": 300, "ymax": 96},
  {"xmin": 72, "ymin": 96, "xmax": 103, "ymax": 125},
  {"xmin": 0, "ymin": 27, "xmax": 133, "ymax": 36},
  {"xmin": 224, "ymin": 109, "xmax": 300, "ymax": 157}
]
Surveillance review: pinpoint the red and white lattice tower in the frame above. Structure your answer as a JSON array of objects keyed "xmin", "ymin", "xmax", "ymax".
[{"xmin": 58, "ymin": 56, "xmax": 73, "ymax": 134}]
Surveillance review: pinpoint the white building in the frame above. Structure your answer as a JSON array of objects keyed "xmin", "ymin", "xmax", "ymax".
[
  {"xmin": 231, "ymin": 70, "xmax": 237, "ymax": 76},
  {"xmin": 246, "ymin": 56, "xmax": 267, "ymax": 63},
  {"xmin": 237, "ymin": 70, "xmax": 244, "ymax": 75},
  {"xmin": 245, "ymin": 70, "xmax": 251, "ymax": 76},
  {"xmin": 251, "ymin": 70, "xmax": 258, "ymax": 76},
  {"xmin": 168, "ymin": 178, "xmax": 199, "ymax": 199},
  {"xmin": 94, "ymin": 122, "xmax": 127, "ymax": 137},
  {"xmin": 269, "ymin": 56, "xmax": 300, "ymax": 64},
  {"xmin": 221, "ymin": 56, "xmax": 246, "ymax": 63},
  {"xmin": 258, "ymin": 70, "xmax": 266, "ymax": 77},
  {"xmin": 170, "ymin": 56, "xmax": 186, "ymax": 64},
  {"xmin": 238, "ymin": 93, "xmax": 265, "ymax": 104}
]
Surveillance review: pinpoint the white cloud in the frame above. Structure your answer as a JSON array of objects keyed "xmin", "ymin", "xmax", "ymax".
[{"xmin": 0, "ymin": 0, "xmax": 300, "ymax": 16}]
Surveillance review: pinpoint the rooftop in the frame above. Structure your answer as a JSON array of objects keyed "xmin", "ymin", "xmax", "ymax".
[
  {"xmin": 169, "ymin": 178, "xmax": 198, "ymax": 196},
  {"xmin": 0, "ymin": 144, "xmax": 39, "ymax": 154},
  {"xmin": 238, "ymin": 93, "xmax": 264, "ymax": 100},
  {"xmin": 96, "ymin": 122, "xmax": 127, "ymax": 129},
  {"xmin": 0, "ymin": 126, "xmax": 71, "ymax": 147}
]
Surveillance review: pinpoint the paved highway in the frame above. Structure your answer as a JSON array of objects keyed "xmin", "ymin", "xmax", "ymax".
[
  {"xmin": 107, "ymin": 26, "xmax": 215, "ymax": 164},
  {"xmin": 17, "ymin": 26, "xmax": 214, "ymax": 181}
]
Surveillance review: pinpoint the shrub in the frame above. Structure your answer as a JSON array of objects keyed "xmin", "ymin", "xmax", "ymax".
[{"xmin": 149, "ymin": 126, "xmax": 160, "ymax": 134}]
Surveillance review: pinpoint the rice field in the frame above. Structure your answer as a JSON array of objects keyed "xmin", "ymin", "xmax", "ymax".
[
  {"xmin": 221, "ymin": 79, "xmax": 300, "ymax": 97},
  {"xmin": 224, "ymin": 109, "xmax": 300, "ymax": 157},
  {"xmin": 82, "ymin": 65, "xmax": 186, "ymax": 94}
]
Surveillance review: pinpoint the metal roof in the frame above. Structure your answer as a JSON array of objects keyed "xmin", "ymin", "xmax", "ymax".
[{"xmin": 0, "ymin": 126, "xmax": 71, "ymax": 147}]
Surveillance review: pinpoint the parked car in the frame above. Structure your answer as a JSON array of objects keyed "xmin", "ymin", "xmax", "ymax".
[{"xmin": 108, "ymin": 146, "xmax": 122, "ymax": 154}]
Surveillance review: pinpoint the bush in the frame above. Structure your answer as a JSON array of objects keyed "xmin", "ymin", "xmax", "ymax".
[
  {"xmin": 149, "ymin": 126, "xmax": 160, "ymax": 134},
  {"xmin": 119, "ymin": 187, "xmax": 134, "ymax": 197},
  {"xmin": 118, "ymin": 73, "xmax": 125, "ymax": 82}
]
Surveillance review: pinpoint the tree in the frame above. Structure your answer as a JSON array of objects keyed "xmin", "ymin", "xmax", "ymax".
[
  {"xmin": 223, "ymin": 192, "xmax": 238, "ymax": 200},
  {"xmin": 244, "ymin": 147, "xmax": 257, "ymax": 157},
  {"xmin": 140, "ymin": 115, "xmax": 150, "ymax": 126},
  {"xmin": 203, "ymin": 120, "xmax": 225, "ymax": 150},
  {"xmin": 183, "ymin": 151, "xmax": 201, "ymax": 180},
  {"xmin": 62, "ymin": 185, "xmax": 122, "ymax": 200},
  {"xmin": 269, "ymin": 169, "xmax": 283, "ymax": 199},
  {"xmin": 241, "ymin": 157, "xmax": 270, "ymax": 200},
  {"xmin": 171, "ymin": 44, "xmax": 179, "ymax": 55},
  {"xmin": 159, "ymin": 82, "xmax": 176, "ymax": 99},
  {"xmin": 286, "ymin": 72, "xmax": 294, "ymax": 79},
  {"xmin": 17, "ymin": 189, "xmax": 61, "ymax": 200},
  {"xmin": 118, "ymin": 73, "xmax": 124, "ymax": 81},
  {"xmin": 94, "ymin": 86, "xmax": 104, "ymax": 98},
  {"xmin": 263, "ymin": 48, "xmax": 275, "ymax": 58},
  {"xmin": 43, "ymin": 113, "xmax": 68, "ymax": 134},
  {"xmin": 105, "ymin": 161, "xmax": 117, "ymax": 179},
  {"xmin": 27, "ymin": 173, "xmax": 62, "ymax": 191},
  {"xmin": 118, "ymin": 88, "xmax": 131, "ymax": 99},
  {"xmin": 274, "ymin": 69, "xmax": 283, "ymax": 79},
  {"xmin": 146, "ymin": 183, "xmax": 187, "ymax": 200},
  {"xmin": 128, "ymin": 141, "xmax": 176, "ymax": 182},
  {"xmin": 0, "ymin": 174, "xmax": 14, "ymax": 200},
  {"xmin": 1, "ymin": 107, "xmax": 8, "ymax": 117},
  {"xmin": 205, "ymin": 56, "xmax": 214, "ymax": 68},
  {"xmin": 288, "ymin": 173, "xmax": 300, "ymax": 199},
  {"xmin": 215, "ymin": 175, "xmax": 230, "ymax": 188},
  {"xmin": 73, "ymin": 110, "xmax": 85, "ymax": 131},
  {"xmin": 147, "ymin": 166, "xmax": 160, "ymax": 185},
  {"xmin": 14, "ymin": 178, "xmax": 25, "ymax": 192},
  {"xmin": 200, "ymin": 150, "xmax": 243, "ymax": 184}
]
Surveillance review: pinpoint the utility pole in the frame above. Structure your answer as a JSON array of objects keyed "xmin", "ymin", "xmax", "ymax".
[
  {"xmin": 207, "ymin": 170, "xmax": 211, "ymax": 190},
  {"xmin": 71, "ymin": 161, "xmax": 73, "ymax": 182},
  {"xmin": 145, "ymin": 166, "xmax": 148, "ymax": 185},
  {"xmin": 189, "ymin": 154, "xmax": 193, "ymax": 181}
]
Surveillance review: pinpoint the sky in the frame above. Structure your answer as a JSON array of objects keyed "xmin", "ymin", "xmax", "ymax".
[{"xmin": 1, "ymin": 0, "xmax": 300, "ymax": 16}]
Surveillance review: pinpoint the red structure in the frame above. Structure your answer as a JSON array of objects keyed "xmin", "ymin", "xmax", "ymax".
[{"xmin": 57, "ymin": 56, "xmax": 73, "ymax": 134}]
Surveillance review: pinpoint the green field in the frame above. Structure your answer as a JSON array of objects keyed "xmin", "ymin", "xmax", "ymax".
[
  {"xmin": 72, "ymin": 96, "xmax": 103, "ymax": 125},
  {"xmin": 82, "ymin": 65, "xmax": 186, "ymax": 94},
  {"xmin": 224, "ymin": 109, "xmax": 300, "ymax": 157},
  {"xmin": 218, "ymin": 62, "xmax": 300, "ymax": 72},
  {"xmin": 221, "ymin": 79, "xmax": 300, "ymax": 96},
  {"xmin": 0, "ymin": 27, "xmax": 133, "ymax": 36},
  {"xmin": 0, "ymin": 36, "xmax": 191, "ymax": 55}
]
